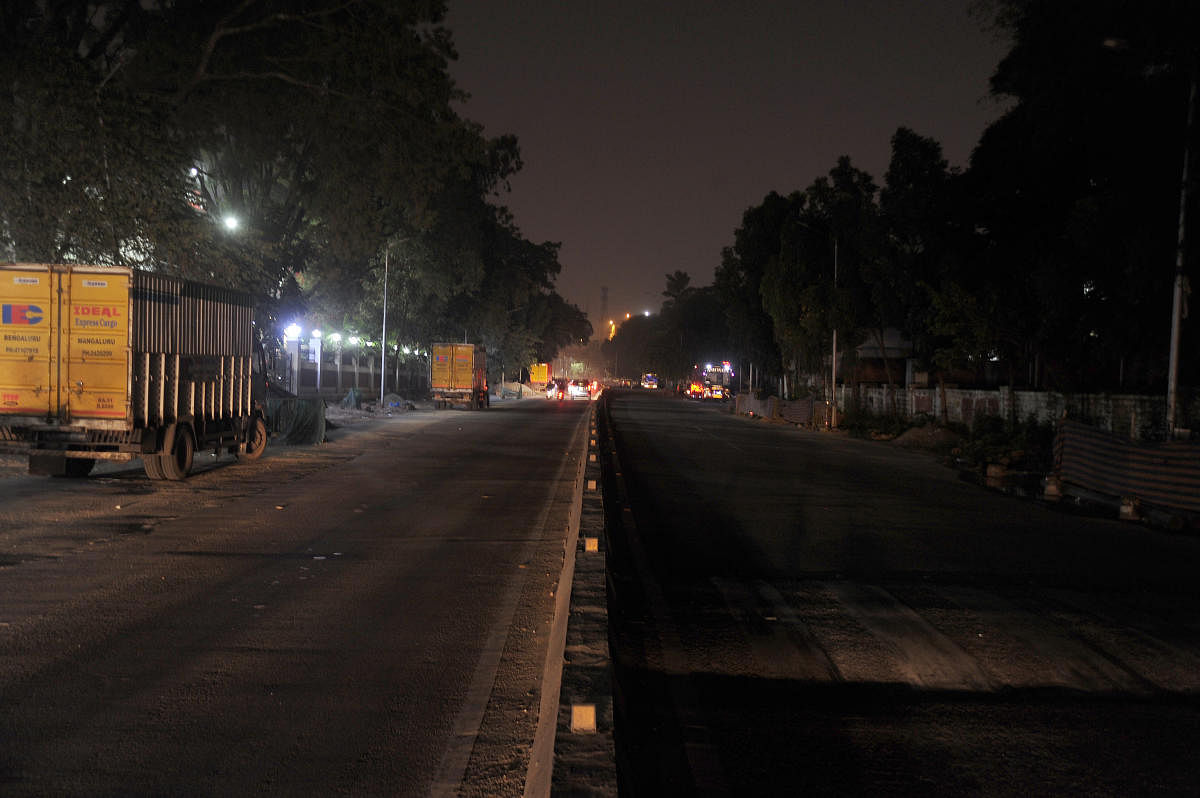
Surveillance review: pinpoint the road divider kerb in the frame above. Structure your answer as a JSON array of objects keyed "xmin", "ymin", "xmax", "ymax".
[
  {"xmin": 523, "ymin": 405, "xmax": 592, "ymax": 798},
  {"xmin": 549, "ymin": 402, "xmax": 617, "ymax": 795}
]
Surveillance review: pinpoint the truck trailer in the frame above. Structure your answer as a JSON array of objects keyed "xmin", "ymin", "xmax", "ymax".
[
  {"xmin": 0, "ymin": 263, "xmax": 269, "ymax": 479},
  {"xmin": 429, "ymin": 343, "xmax": 488, "ymax": 409}
]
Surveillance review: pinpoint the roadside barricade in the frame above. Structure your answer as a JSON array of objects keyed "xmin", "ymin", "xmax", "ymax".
[{"xmin": 1050, "ymin": 419, "xmax": 1200, "ymax": 518}]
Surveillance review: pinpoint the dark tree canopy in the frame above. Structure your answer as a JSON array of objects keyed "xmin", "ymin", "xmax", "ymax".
[
  {"xmin": 712, "ymin": 1, "xmax": 1198, "ymax": 400},
  {"xmin": 0, "ymin": 0, "xmax": 588, "ymax": 373}
]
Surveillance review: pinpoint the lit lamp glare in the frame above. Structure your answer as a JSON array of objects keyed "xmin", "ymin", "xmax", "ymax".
[
  {"xmin": 284, "ymin": 323, "xmax": 302, "ymax": 340},
  {"xmin": 223, "ymin": 215, "xmax": 239, "ymax": 231}
]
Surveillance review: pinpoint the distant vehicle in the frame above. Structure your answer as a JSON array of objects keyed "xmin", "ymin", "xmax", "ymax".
[
  {"xmin": 529, "ymin": 362, "xmax": 552, "ymax": 386},
  {"xmin": 0, "ymin": 263, "xmax": 270, "ymax": 480},
  {"xmin": 641, "ymin": 373, "xmax": 659, "ymax": 389},
  {"xmin": 567, "ymin": 379, "xmax": 591, "ymax": 400},
  {"xmin": 687, "ymin": 361, "xmax": 733, "ymax": 401},
  {"xmin": 546, "ymin": 378, "xmax": 567, "ymax": 400}
]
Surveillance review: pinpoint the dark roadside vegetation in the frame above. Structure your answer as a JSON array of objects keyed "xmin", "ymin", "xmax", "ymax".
[{"xmin": 841, "ymin": 410, "xmax": 1056, "ymax": 479}]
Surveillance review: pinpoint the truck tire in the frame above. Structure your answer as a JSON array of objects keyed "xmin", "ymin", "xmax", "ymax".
[
  {"xmin": 237, "ymin": 416, "xmax": 268, "ymax": 462},
  {"xmin": 142, "ymin": 454, "xmax": 164, "ymax": 480},
  {"xmin": 159, "ymin": 426, "xmax": 194, "ymax": 480}
]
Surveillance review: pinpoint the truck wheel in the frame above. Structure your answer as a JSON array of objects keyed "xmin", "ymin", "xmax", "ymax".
[
  {"xmin": 63, "ymin": 458, "xmax": 95, "ymax": 478},
  {"xmin": 237, "ymin": 416, "xmax": 268, "ymax": 462},
  {"xmin": 159, "ymin": 427, "xmax": 194, "ymax": 480},
  {"xmin": 142, "ymin": 454, "xmax": 164, "ymax": 480}
]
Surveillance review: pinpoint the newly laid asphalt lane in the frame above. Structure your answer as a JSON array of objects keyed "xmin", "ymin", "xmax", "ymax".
[
  {"xmin": 0, "ymin": 398, "xmax": 589, "ymax": 796},
  {"xmin": 604, "ymin": 390, "xmax": 1200, "ymax": 796}
]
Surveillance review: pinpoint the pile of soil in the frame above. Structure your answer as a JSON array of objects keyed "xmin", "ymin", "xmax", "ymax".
[{"xmin": 891, "ymin": 424, "xmax": 963, "ymax": 452}]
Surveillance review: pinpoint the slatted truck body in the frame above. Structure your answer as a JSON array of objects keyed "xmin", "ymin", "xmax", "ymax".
[
  {"xmin": 0, "ymin": 263, "xmax": 269, "ymax": 479},
  {"xmin": 429, "ymin": 343, "xmax": 488, "ymax": 409}
]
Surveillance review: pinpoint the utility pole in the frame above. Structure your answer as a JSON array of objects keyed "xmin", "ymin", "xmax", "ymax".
[
  {"xmin": 380, "ymin": 245, "xmax": 388, "ymax": 407},
  {"xmin": 831, "ymin": 239, "xmax": 839, "ymax": 429},
  {"xmin": 1167, "ymin": 64, "xmax": 1196, "ymax": 438}
]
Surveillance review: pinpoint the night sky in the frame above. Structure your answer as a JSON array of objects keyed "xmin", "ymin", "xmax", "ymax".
[{"xmin": 444, "ymin": 1, "xmax": 1011, "ymax": 329}]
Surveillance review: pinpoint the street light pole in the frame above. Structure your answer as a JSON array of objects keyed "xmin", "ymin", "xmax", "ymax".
[
  {"xmin": 1167, "ymin": 64, "xmax": 1196, "ymax": 438},
  {"xmin": 831, "ymin": 238, "xmax": 839, "ymax": 429}
]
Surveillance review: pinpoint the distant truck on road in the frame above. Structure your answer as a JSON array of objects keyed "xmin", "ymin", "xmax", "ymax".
[
  {"xmin": 529, "ymin": 361, "xmax": 552, "ymax": 387},
  {"xmin": 0, "ymin": 263, "xmax": 269, "ymax": 479},
  {"xmin": 430, "ymin": 343, "xmax": 488, "ymax": 409}
]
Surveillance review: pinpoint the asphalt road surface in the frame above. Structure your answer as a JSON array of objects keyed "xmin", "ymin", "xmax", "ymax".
[
  {"xmin": 0, "ymin": 398, "xmax": 590, "ymax": 796},
  {"xmin": 603, "ymin": 390, "xmax": 1200, "ymax": 797}
]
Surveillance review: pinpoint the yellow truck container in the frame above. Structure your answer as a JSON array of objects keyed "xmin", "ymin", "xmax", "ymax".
[
  {"xmin": 429, "ymin": 343, "xmax": 488, "ymax": 409},
  {"xmin": 0, "ymin": 263, "xmax": 269, "ymax": 478},
  {"xmin": 529, "ymin": 362, "xmax": 551, "ymax": 386}
]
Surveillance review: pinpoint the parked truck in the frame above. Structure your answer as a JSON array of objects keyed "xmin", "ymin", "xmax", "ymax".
[
  {"xmin": 0, "ymin": 263, "xmax": 269, "ymax": 479},
  {"xmin": 429, "ymin": 343, "xmax": 488, "ymax": 409}
]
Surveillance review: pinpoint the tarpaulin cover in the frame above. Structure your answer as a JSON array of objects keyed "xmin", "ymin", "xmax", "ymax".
[{"xmin": 266, "ymin": 397, "xmax": 326, "ymax": 445}]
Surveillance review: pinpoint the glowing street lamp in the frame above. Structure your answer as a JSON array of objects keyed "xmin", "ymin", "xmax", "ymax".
[{"xmin": 222, "ymin": 215, "xmax": 239, "ymax": 231}]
